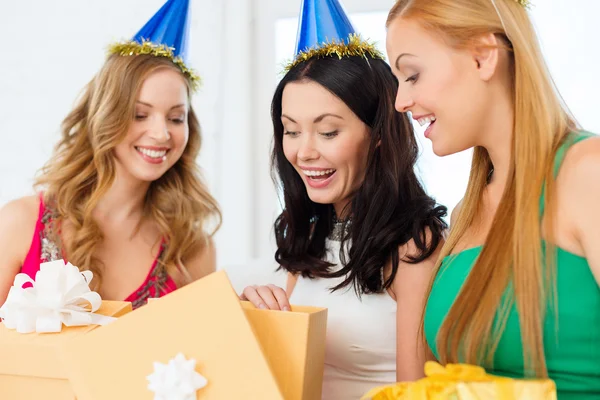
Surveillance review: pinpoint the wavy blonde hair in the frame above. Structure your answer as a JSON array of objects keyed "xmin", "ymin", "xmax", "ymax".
[
  {"xmin": 388, "ymin": 0, "xmax": 578, "ymax": 377},
  {"xmin": 35, "ymin": 54, "xmax": 221, "ymax": 290}
]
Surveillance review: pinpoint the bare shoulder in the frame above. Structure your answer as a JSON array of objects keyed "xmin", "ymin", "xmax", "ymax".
[
  {"xmin": 391, "ymin": 227, "xmax": 442, "ymax": 296},
  {"xmin": 555, "ymin": 135, "xmax": 600, "ymax": 248},
  {"xmin": 0, "ymin": 195, "xmax": 40, "ymax": 266},
  {"xmin": 0, "ymin": 195, "xmax": 40, "ymax": 240},
  {"xmin": 556, "ymin": 136, "xmax": 600, "ymax": 209},
  {"xmin": 559, "ymin": 135, "xmax": 600, "ymax": 180},
  {"xmin": 0, "ymin": 195, "xmax": 39, "ymax": 218}
]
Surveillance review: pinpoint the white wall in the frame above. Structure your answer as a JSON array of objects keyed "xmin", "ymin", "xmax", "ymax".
[
  {"xmin": 0, "ymin": 0, "xmax": 257, "ymax": 272},
  {"xmin": 0, "ymin": 0, "xmax": 598, "ymax": 291}
]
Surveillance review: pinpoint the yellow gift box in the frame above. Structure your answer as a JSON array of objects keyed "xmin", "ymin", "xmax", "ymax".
[
  {"xmin": 60, "ymin": 270, "xmax": 328, "ymax": 399},
  {"xmin": 362, "ymin": 362, "xmax": 557, "ymax": 400},
  {"xmin": 0, "ymin": 300, "xmax": 132, "ymax": 400}
]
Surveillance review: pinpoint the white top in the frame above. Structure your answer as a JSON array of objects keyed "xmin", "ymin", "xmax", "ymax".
[{"xmin": 290, "ymin": 238, "xmax": 397, "ymax": 400}]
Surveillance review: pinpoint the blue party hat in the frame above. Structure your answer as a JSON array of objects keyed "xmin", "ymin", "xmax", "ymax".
[
  {"xmin": 108, "ymin": 0, "xmax": 199, "ymax": 89},
  {"xmin": 285, "ymin": 0, "xmax": 383, "ymax": 71},
  {"xmin": 133, "ymin": 0, "xmax": 191, "ymax": 63},
  {"xmin": 295, "ymin": 0, "xmax": 355, "ymax": 55}
]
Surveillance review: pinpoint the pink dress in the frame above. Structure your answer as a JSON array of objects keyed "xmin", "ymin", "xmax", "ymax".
[{"xmin": 21, "ymin": 197, "xmax": 177, "ymax": 309}]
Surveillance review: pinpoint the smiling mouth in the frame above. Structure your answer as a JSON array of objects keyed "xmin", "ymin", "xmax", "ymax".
[
  {"xmin": 135, "ymin": 146, "xmax": 169, "ymax": 160},
  {"xmin": 302, "ymin": 168, "xmax": 336, "ymax": 181},
  {"xmin": 416, "ymin": 115, "xmax": 436, "ymax": 128}
]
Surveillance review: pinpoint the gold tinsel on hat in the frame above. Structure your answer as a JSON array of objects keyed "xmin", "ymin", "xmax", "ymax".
[
  {"xmin": 284, "ymin": 33, "xmax": 385, "ymax": 72},
  {"xmin": 108, "ymin": 39, "xmax": 201, "ymax": 91}
]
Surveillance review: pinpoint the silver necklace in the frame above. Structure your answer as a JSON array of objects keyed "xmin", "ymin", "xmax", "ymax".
[{"xmin": 329, "ymin": 214, "xmax": 351, "ymax": 241}]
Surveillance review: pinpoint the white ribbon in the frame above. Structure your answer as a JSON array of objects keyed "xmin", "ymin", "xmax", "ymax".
[
  {"xmin": 147, "ymin": 353, "xmax": 208, "ymax": 400},
  {"xmin": 0, "ymin": 260, "xmax": 116, "ymax": 333}
]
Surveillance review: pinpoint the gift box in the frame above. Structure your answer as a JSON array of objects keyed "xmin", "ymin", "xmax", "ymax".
[
  {"xmin": 61, "ymin": 270, "xmax": 309, "ymax": 399},
  {"xmin": 0, "ymin": 260, "xmax": 132, "ymax": 400},
  {"xmin": 241, "ymin": 301, "xmax": 327, "ymax": 400},
  {"xmin": 0, "ymin": 300, "xmax": 132, "ymax": 400},
  {"xmin": 142, "ymin": 296, "xmax": 328, "ymax": 399},
  {"xmin": 361, "ymin": 362, "xmax": 557, "ymax": 400}
]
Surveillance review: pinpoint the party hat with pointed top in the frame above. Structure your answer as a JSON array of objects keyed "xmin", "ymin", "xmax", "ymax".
[
  {"xmin": 285, "ymin": 0, "xmax": 383, "ymax": 71},
  {"xmin": 108, "ymin": 0, "xmax": 200, "ymax": 89}
]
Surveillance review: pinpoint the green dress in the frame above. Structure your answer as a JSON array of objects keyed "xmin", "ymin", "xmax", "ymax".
[{"xmin": 424, "ymin": 131, "xmax": 600, "ymax": 399}]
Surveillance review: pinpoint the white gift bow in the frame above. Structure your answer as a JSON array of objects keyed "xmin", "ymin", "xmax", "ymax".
[
  {"xmin": 0, "ymin": 260, "xmax": 116, "ymax": 333},
  {"xmin": 147, "ymin": 353, "xmax": 208, "ymax": 400}
]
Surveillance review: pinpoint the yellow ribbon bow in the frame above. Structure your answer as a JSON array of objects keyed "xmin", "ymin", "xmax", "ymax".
[{"xmin": 361, "ymin": 362, "xmax": 556, "ymax": 400}]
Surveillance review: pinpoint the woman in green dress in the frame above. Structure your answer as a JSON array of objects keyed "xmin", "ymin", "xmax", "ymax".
[{"xmin": 385, "ymin": 0, "xmax": 600, "ymax": 398}]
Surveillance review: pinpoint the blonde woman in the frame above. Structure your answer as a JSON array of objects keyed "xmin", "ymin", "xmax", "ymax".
[
  {"xmin": 385, "ymin": 0, "xmax": 600, "ymax": 398},
  {"xmin": 0, "ymin": 0, "xmax": 220, "ymax": 309}
]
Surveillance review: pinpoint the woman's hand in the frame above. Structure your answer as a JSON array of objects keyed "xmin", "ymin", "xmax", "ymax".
[{"xmin": 240, "ymin": 284, "xmax": 291, "ymax": 311}]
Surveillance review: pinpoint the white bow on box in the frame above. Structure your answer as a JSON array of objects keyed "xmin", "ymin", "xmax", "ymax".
[
  {"xmin": 147, "ymin": 353, "xmax": 208, "ymax": 400},
  {"xmin": 0, "ymin": 260, "xmax": 116, "ymax": 333}
]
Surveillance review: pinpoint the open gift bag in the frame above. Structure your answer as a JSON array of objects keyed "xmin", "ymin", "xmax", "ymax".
[
  {"xmin": 241, "ymin": 301, "xmax": 327, "ymax": 400},
  {"xmin": 60, "ymin": 270, "xmax": 294, "ymax": 399},
  {"xmin": 0, "ymin": 301, "xmax": 132, "ymax": 400}
]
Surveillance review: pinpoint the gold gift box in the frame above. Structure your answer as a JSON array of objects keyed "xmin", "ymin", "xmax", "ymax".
[
  {"xmin": 0, "ymin": 301, "xmax": 132, "ymax": 400},
  {"xmin": 362, "ymin": 362, "xmax": 557, "ymax": 400}
]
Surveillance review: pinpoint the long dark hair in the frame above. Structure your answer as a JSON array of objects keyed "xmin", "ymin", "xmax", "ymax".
[{"xmin": 272, "ymin": 54, "xmax": 447, "ymax": 294}]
